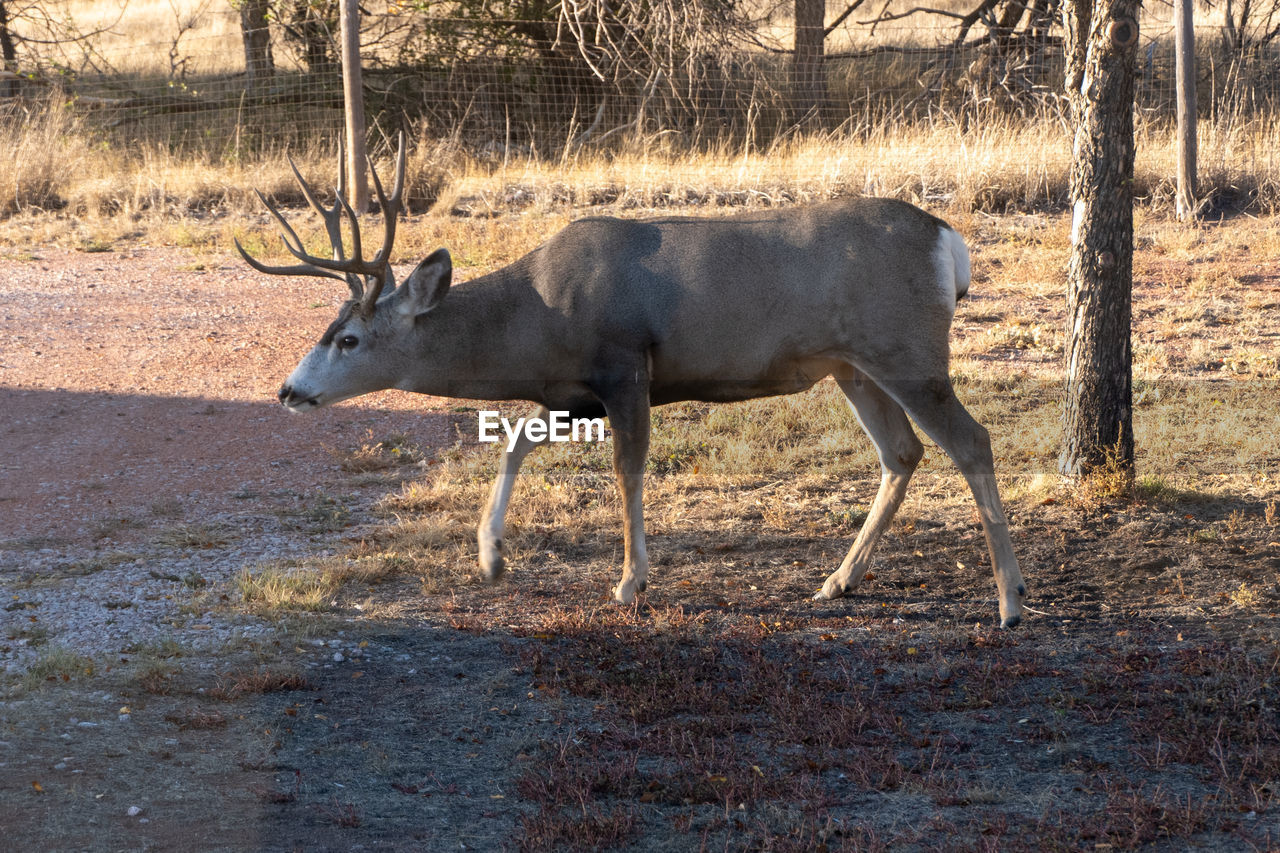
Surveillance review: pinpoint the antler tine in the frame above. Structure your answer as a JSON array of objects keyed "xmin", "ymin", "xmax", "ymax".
[
  {"xmin": 254, "ymin": 187, "xmax": 308, "ymax": 258},
  {"xmin": 358, "ymin": 132, "xmax": 407, "ymax": 312},
  {"xmin": 239, "ymin": 136, "xmax": 406, "ymax": 313},
  {"xmin": 233, "ymin": 237, "xmax": 351, "ymax": 284},
  {"xmin": 370, "ymin": 132, "xmax": 407, "ymax": 263},
  {"xmin": 252, "ymin": 185, "xmax": 363, "ymax": 301},
  {"xmin": 287, "ymin": 150, "xmax": 346, "ymax": 264},
  {"xmin": 335, "ymin": 189, "xmax": 364, "ymax": 274}
]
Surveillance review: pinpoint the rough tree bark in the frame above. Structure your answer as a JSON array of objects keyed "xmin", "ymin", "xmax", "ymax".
[
  {"xmin": 1, "ymin": 0, "xmax": 18, "ymax": 98},
  {"xmin": 792, "ymin": 0, "xmax": 827, "ymax": 124},
  {"xmin": 1059, "ymin": 0, "xmax": 1139, "ymax": 479},
  {"xmin": 239, "ymin": 0, "xmax": 274, "ymax": 88}
]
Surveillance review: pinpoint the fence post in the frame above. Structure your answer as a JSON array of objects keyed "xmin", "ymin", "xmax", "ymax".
[
  {"xmin": 1174, "ymin": 0, "xmax": 1198, "ymax": 220},
  {"xmin": 339, "ymin": 0, "xmax": 369, "ymax": 214}
]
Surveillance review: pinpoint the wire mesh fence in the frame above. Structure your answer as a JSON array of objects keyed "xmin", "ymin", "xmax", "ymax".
[{"xmin": 4, "ymin": 8, "xmax": 1280, "ymax": 159}]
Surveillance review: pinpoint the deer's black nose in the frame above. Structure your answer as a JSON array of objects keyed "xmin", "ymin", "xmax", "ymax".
[{"xmin": 278, "ymin": 384, "xmax": 319, "ymax": 410}]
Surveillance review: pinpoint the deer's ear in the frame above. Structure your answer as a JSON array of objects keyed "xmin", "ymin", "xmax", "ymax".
[{"xmin": 398, "ymin": 248, "xmax": 452, "ymax": 317}]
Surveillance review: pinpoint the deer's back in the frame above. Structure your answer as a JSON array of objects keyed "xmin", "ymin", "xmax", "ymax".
[{"xmin": 519, "ymin": 198, "xmax": 960, "ymax": 391}]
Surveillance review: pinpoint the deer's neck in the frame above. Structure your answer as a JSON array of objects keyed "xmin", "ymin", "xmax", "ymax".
[{"xmin": 400, "ymin": 263, "xmax": 559, "ymax": 402}]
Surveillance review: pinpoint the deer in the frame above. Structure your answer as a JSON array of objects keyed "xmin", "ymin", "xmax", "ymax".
[{"xmin": 237, "ymin": 136, "xmax": 1027, "ymax": 629}]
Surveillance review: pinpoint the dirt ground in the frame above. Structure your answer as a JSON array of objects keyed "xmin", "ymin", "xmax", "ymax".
[
  {"xmin": 1, "ymin": 246, "xmax": 567, "ymax": 849},
  {"xmin": 0, "ymin": 247, "xmax": 456, "ymax": 544},
  {"xmin": 2, "ymin": 242, "xmax": 1279, "ymax": 851}
]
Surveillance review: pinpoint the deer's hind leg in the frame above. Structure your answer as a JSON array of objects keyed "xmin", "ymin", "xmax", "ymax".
[
  {"xmin": 876, "ymin": 376, "xmax": 1026, "ymax": 629},
  {"xmin": 816, "ymin": 370, "xmax": 924, "ymax": 601}
]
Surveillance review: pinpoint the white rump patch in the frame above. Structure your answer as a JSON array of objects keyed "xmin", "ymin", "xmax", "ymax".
[{"xmin": 933, "ymin": 227, "xmax": 971, "ymax": 310}]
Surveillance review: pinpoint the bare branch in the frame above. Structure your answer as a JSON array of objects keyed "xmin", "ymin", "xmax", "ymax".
[
  {"xmin": 825, "ymin": 0, "xmax": 873, "ymax": 37},
  {"xmin": 861, "ymin": 4, "xmax": 972, "ymax": 26}
]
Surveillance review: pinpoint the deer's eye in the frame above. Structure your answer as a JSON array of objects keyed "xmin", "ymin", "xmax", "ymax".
[{"xmin": 336, "ymin": 334, "xmax": 360, "ymax": 351}]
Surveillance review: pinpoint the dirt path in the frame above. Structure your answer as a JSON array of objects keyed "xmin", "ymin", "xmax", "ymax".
[{"xmin": 0, "ymin": 247, "xmax": 460, "ymax": 546}]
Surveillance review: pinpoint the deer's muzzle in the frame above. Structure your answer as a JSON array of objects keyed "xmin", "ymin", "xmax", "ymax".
[{"xmin": 277, "ymin": 384, "xmax": 318, "ymax": 411}]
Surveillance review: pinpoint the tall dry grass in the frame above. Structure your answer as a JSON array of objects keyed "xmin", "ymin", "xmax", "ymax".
[
  {"xmin": 3, "ymin": 97, "xmax": 1279, "ymax": 251},
  {"xmin": 0, "ymin": 0, "xmax": 1273, "ymax": 244}
]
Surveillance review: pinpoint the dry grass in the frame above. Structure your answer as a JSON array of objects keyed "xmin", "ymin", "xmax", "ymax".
[
  {"xmin": 19, "ymin": 646, "xmax": 98, "ymax": 692},
  {"xmin": 332, "ymin": 432, "xmax": 426, "ymax": 473},
  {"xmin": 237, "ymin": 562, "xmax": 340, "ymax": 612},
  {"xmin": 208, "ymin": 667, "xmax": 310, "ymax": 701},
  {"xmin": 4, "ymin": 0, "xmax": 1280, "ymax": 251},
  {"xmin": 3, "ymin": 97, "xmax": 1280, "ymax": 250}
]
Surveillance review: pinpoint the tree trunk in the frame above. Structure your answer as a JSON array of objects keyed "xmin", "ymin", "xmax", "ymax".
[
  {"xmin": 240, "ymin": 0, "xmax": 274, "ymax": 89},
  {"xmin": 1, "ymin": 0, "xmax": 18, "ymax": 99},
  {"xmin": 288, "ymin": 0, "xmax": 337, "ymax": 74},
  {"xmin": 1059, "ymin": 0, "xmax": 1139, "ymax": 479},
  {"xmin": 792, "ymin": 0, "xmax": 827, "ymax": 125}
]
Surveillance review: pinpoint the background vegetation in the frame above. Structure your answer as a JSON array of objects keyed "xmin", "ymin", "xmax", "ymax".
[{"xmin": 2, "ymin": 0, "xmax": 1280, "ymax": 244}]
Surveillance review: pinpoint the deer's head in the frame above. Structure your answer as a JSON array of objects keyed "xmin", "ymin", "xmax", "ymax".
[{"xmin": 236, "ymin": 135, "xmax": 453, "ymax": 410}]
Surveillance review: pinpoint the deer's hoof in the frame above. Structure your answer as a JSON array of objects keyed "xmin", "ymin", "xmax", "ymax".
[
  {"xmin": 479, "ymin": 539, "xmax": 505, "ymax": 584},
  {"xmin": 998, "ymin": 584, "xmax": 1027, "ymax": 628},
  {"xmin": 814, "ymin": 577, "xmax": 851, "ymax": 601}
]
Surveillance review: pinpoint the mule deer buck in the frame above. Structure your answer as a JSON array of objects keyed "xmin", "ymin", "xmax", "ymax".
[{"xmin": 238, "ymin": 137, "xmax": 1027, "ymax": 628}]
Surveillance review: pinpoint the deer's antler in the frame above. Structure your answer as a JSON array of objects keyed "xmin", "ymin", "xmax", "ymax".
[{"xmin": 235, "ymin": 132, "xmax": 406, "ymax": 316}]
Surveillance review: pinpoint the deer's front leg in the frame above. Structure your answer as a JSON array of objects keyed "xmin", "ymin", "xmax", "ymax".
[
  {"xmin": 478, "ymin": 406, "xmax": 550, "ymax": 583},
  {"xmin": 600, "ymin": 382, "xmax": 651, "ymax": 604}
]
